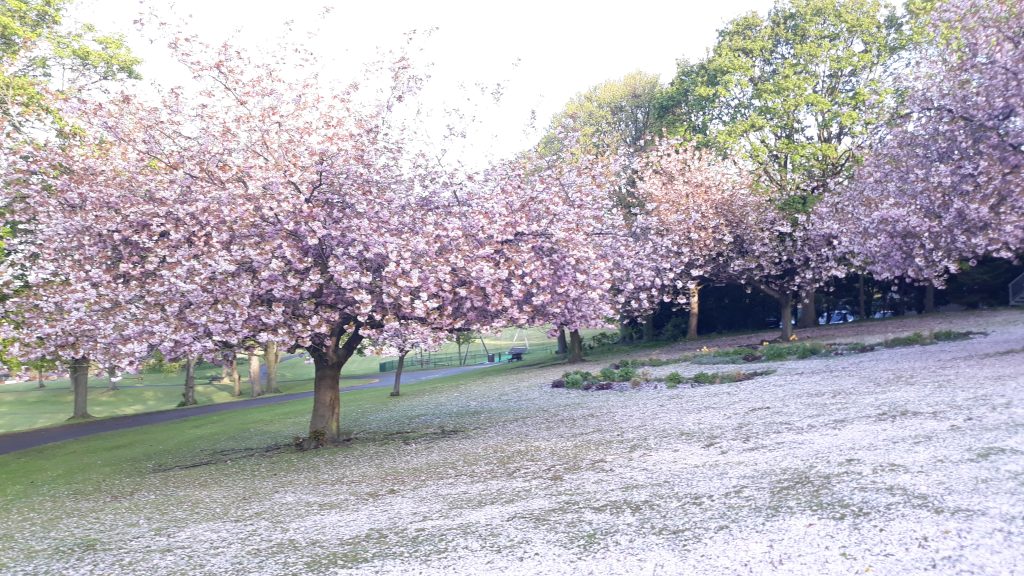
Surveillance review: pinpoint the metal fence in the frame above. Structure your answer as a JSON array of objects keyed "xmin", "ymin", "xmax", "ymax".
[
  {"xmin": 1011, "ymin": 272, "xmax": 1024, "ymax": 306},
  {"xmin": 379, "ymin": 343, "xmax": 560, "ymax": 372}
]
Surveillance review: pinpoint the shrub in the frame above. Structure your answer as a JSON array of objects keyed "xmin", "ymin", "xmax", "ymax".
[
  {"xmin": 692, "ymin": 371, "xmax": 720, "ymax": 385},
  {"xmin": 755, "ymin": 341, "xmax": 826, "ymax": 361},
  {"xmin": 564, "ymin": 373, "xmax": 584, "ymax": 389},
  {"xmin": 882, "ymin": 332, "xmax": 931, "ymax": 347},
  {"xmin": 589, "ymin": 332, "xmax": 620, "ymax": 348},
  {"xmin": 141, "ymin": 350, "xmax": 185, "ymax": 374},
  {"xmin": 691, "ymin": 369, "xmax": 774, "ymax": 386},
  {"xmin": 794, "ymin": 342, "xmax": 826, "ymax": 359},
  {"xmin": 561, "ymin": 370, "xmax": 598, "ymax": 389},
  {"xmin": 660, "ymin": 316, "xmax": 688, "ymax": 341},
  {"xmin": 932, "ymin": 330, "xmax": 976, "ymax": 342},
  {"xmin": 664, "ymin": 371, "xmax": 683, "ymax": 388},
  {"xmin": 618, "ymin": 356, "xmax": 685, "ymax": 368},
  {"xmin": 760, "ymin": 344, "xmax": 791, "ymax": 361}
]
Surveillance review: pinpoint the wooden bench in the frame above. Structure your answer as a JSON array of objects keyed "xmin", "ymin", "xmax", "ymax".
[{"xmin": 507, "ymin": 346, "xmax": 528, "ymax": 362}]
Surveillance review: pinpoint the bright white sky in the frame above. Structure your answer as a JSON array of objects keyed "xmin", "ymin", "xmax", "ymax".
[{"xmin": 70, "ymin": 0, "xmax": 773, "ymax": 166}]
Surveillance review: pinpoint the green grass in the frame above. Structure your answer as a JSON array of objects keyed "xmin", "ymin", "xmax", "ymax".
[
  {"xmin": 0, "ymin": 368, "xmax": 377, "ymax": 434},
  {"xmin": 0, "ymin": 357, "xmax": 541, "ymax": 501},
  {"xmin": 932, "ymin": 329, "xmax": 978, "ymax": 342},
  {"xmin": 692, "ymin": 341, "xmax": 827, "ymax": 364},
  {"xmin": 881, "ymin": 332, "xmax": 934, "ymax": 348},
  {"xmin": 880, "ymin": 330, "xmax": 979, "ymax": 349},
  {"xmin": 0, "ymin": 326, "xmax": 592, "ymax": 434}
]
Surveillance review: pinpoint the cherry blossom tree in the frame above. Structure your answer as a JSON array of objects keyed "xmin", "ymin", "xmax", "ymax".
[
  {"xmin": 0, "ymin": 119, "xmax": 191, "ymax": 418},
  {"xmin": 832, "ymin": 0, "xmax": 1022, "ymax": 289},
  {"xmin": 625, "ymin": 137, "xmax": 847, "ymax": 341},
  {"xmin": 0, "ymin": 30, "xmax": 509, "ymax": 439},
  {"xmin": 463, "ymin": 148, "xmax": 627, "ymax": 363},
  {"xmin": 628, "ymin": 139, "xmax": 759, "ymax": 339}
]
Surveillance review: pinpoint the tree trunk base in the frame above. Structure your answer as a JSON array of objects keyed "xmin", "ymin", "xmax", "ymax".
[
  {"xmin": 686, "ymin": 284, "xmax": 701, "ymax": 340},
  {"xmin": 797, "ymin": 289, "xmax": 817, "ymax": 329},
  {"xmin": 780, "ymin": 293, "xmax": 795, "ymax": 341},
  {"xmin": 567, "ymin": 330, "xmax": 584, "ymax": 363}
]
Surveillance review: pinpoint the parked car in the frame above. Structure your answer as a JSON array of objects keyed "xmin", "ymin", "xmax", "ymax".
[
  {"xmin": 819, "ymin": 309, "xmax": 857, "ymax": 324},
  {"xmin": 764, "ymin": 316, "xmax": 796, "ymax": 329}
]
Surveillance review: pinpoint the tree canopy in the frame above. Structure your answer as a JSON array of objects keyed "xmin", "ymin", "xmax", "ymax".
[
  {"xmin": 661, "ymin": 0, "xmax": 909, "ymax": 208},
  {"xmin": 1, "ymin": 0, "xmax": 140, "ymax": 140}
]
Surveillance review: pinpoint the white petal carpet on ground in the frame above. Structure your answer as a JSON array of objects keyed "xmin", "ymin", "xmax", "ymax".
[{"xmin": 2, "ymin": 310, "xmax": 1023, "ymax": 575}]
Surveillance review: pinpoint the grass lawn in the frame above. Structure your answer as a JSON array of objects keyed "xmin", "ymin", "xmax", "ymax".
[
  {"xmin": 0, "ymin": 356, "xmax": 545, "ymax": 501},
  {"xmin": 0, "ymin": 327, "xmax": 609, "ymax": 434}
]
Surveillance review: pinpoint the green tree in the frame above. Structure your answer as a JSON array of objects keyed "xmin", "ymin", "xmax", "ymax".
[
  {"xmin": 659, "ymin": 0, "xmax": 911, "ymax": 329},
  {"xmin": 1, "ymin": 0, "xmax": 141, "ymax": 141},
  {"xmin": 540, "ymin": 71, "xmax": 662, "ymax": 162}
]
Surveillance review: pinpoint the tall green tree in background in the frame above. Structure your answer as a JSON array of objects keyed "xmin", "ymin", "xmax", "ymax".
[
  {"xmin": 540, "ymin": 71, "xmax": 661, "ymax": 163},
  {"xmin": 1, "ymin": 0, "xmax": 140, "ymax": 140},
  {"xmin": 659, "ymin": 0, "xmax": 910, "ymax": 328}
]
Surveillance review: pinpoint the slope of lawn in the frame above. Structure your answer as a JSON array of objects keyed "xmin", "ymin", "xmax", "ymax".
[
  {"xmin": 0, "ymin": 327, "xmax": 606, "ymax": 434},
  {"xmin": 1, "ymin": 309, "xmax": 1022, "ymax": 575},
  {"xmin": 0, "ymin": 357, "xmax": 375, "ymax": 434}
]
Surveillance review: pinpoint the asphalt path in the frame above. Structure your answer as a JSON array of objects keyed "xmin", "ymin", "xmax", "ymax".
[{"xmin": 0, "ymin": 363, "xmax": 491, "ymax": 456}]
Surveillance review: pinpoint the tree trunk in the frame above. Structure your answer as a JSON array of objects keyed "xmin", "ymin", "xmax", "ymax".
[
  {"xmin": 264, "ymin": 341, "xmax": 280, "ymax": 393},
  {"xmin": 618, "ymin": 319, "xmax": 633, "ymax": 343},
  {"xmin": 893, "ymin": 281, "xmax": 906, "ymax": 315},
  {"xmin": 780, "ymin": 293, "xmax": 795, "ymax": 341},
  {"xmin": 220, "ymin": 363, "xmax": 228, "ymax": 383},
  {"xmin": 106, "ymin": 366, "xmax": 119, "ymax": 391},
  {"xmin": 858, "ymin": 274, "xmax": 868, "ymax": 320},
  {"xmin": 686, "ymin": 283, "xmax": 701, "ymax": 340},
  {"xmin": 642, "ymin": 313, "xmax": 655, "ymax": 341},
  {"xmin": 924, "ymin": 284, "xmax": 936, "ymax": 314},
  {"xmin": 556, "ymin": 328, "xmax": 568, "ymax": 355},
  {"xmin": 248, "ymin": 351, "xmax": 262, "ymax": 398},
  {"xmin": 37, "ymin": 368, "xmax": 45, "ymax": 389},
  {"xmin": 567, "ymin": 329, "xmax": 584, "ymax": 363},
  {"xmin": 229, "ymin": 354, "xmax": 241, "ymax": 396},
  {"xmin": 69, "ymin": 356, "xmax": 92, "ymax": 420},
  {"xmin": 797, "ymin": 289, "xmax": 817, "ymax": 329},
  {"xmin": 390, "ymin": 350, "xmax": 407, "ymax": 397},
  {"xmin": 456, "ymin": 341, "xmax": 464, "ymax": 366},
  {"xmin": 181, "ymin": 357, "xmax": 197, "ymax": 406},
  {"xmin": 306, "ymin": 328, "xmax": 365, "ymax": 446}
]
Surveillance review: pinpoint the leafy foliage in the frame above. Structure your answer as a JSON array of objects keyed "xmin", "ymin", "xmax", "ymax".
[{"xmin": 0, "ymin": 0, "xmax": 141, "ymax": 139}]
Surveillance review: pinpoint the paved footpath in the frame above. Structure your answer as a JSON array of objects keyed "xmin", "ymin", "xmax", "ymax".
[{"xmin": 0, "ymin": 363, "xmax": 490, "ymax": 456}]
